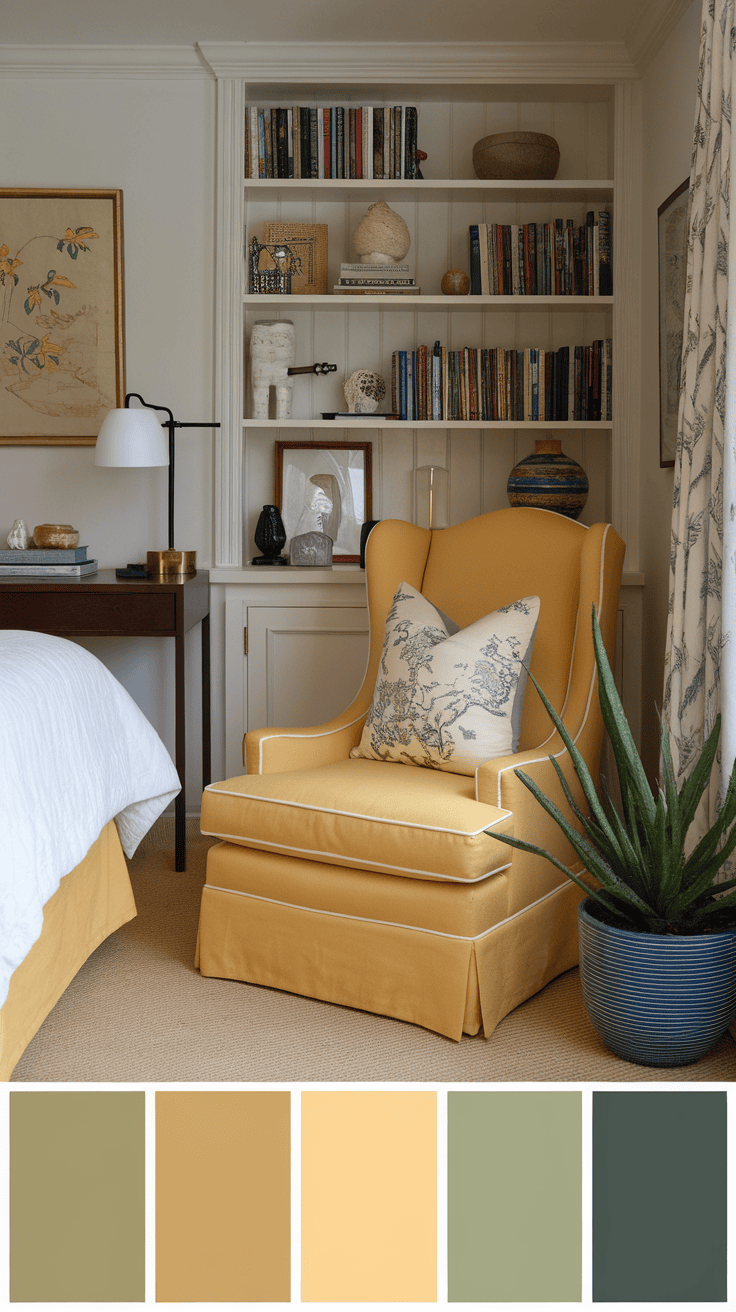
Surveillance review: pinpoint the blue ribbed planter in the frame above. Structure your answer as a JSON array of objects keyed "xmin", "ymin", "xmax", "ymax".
[{"xmin": 578, "ymin": 898, "xmax": 736, "ymax": 1067}]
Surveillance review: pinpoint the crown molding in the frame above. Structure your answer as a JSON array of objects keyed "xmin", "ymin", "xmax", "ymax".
[
  {"xmin": 0, "ymin": 44, "xmax": 212, "ymax": 77},
  {"xmin": 625, "ymin": 0, "xmax": 696, "ymax": 72},
  {"xmin": 198, "ymin": 40, "xmax": 639, "ymax": 84}
]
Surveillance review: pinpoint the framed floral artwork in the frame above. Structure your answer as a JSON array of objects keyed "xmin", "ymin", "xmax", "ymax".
[
  {"xmin": 658, "ymin": 178, "xmax": 689, "ymax": 468},
  {"xmin": 275, "ymin": 440, "xmax": 373, "ymax": 563},
  {"xmin": 0, "ymin": 189, "xmax": 125, "ymax": 445}
]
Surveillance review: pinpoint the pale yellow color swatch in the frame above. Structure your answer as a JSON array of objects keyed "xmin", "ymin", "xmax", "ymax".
[{"xmin": 301, "ymin": 1090, "xmax": 437, "ymax": 1302}]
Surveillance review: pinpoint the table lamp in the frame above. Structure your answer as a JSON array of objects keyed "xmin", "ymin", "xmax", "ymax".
[{"xmin": 95, "ymin": 392, "xmax": 219, "ymax": 576}]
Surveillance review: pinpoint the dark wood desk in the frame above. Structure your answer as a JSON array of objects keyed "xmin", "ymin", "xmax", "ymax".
[{"xmin": 0, "ymin": 569, "xmax": 210, "ymax": 871}]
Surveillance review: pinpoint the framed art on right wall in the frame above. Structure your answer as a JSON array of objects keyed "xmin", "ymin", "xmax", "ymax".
[{"xmin": 658, "ymin": 178, "xmax": 689, "ymax": 468}]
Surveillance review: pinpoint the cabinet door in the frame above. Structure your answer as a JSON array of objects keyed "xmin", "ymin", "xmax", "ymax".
[{"xmin": 247, "ymin": 606, "xmax": 369, "ymax": 730}]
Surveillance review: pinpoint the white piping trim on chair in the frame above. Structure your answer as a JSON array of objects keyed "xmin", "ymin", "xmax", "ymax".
[
  {"xmin": 489, "ymin": 522, "xmax": 612, "ymax": 809},
  {"xmin": 200, "ymin": 829, "xmax": 512, "ymax": 883},
  {"xmin": 255, "ymin": 710, "xmax": 370, "ymax": 774},
  {"xmin": 202, "ymin": 877, "xmax": 570, "ymax": 942},
  {"xmin": 204, "ymin": 784, "xmax": 511, "ymax": 836}
]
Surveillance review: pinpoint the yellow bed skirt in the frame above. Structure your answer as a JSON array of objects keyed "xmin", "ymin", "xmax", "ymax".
[
  {"xmin": 0, "ymin": 820, "xmax": 136, "ymax": 1081},
  {"xmin": 196, "ymin": 844, "xmax": 584, "ymax": 1042}
]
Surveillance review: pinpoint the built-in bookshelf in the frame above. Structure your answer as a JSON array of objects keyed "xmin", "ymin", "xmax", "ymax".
[
  {"xmin": 200, "ymin": 41, "xmax": 643, "ymax": 760},
  {"xmin": 201, "ymin": 40, "xmax": 640, "ymax": 576}
]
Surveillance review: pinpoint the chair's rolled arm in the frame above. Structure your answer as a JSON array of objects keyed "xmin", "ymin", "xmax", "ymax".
[
  {"xmin": 245, "ymin": 710, "xmax": 368, "ymax": 774},
  {"xmin": 476, "ymin": 730, "xmax": 596, "ymax": 903}
]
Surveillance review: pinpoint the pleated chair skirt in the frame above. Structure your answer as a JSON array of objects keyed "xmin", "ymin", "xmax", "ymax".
[{"xmin": 196, "ymin": 841, "xmax": 585, "ymax": 1041}]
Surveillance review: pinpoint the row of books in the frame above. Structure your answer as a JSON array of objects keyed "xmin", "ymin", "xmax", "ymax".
[
  {"xmin": 333, "ymin": 262, "xmax": 420, "ymax": 295},
  {"xmin": 390, "ymin": 340, "xmax": 613, "ymax": 423},
  {"xmin": 469, "ymin": 212, "xmax": 613, "ymax": 296},
  {"xmin": 0, "ymin": 544, "xmax": 97, "ymax": 577},
  {"xmin": 245, "ymin": 105, "xmax": 420, "ymax": 180}
]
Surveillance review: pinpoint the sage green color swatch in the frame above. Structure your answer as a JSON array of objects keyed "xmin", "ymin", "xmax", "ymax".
[
  {"xmin": 447, "ymin": 1091, "xmax": 582, "ymax": 1302},
  {"xmin": 9, "ymin": 1091, "xmax": 145, "ymax": 1303},
  {"xmin": 593, "ymin": 1091, "xmax": 727, "ymax": 1303}
]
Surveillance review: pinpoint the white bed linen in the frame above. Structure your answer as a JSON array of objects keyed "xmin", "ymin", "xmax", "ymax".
[{"xmin": 0, "ymin": 630, "xmax": 180, "ymax": 1008}]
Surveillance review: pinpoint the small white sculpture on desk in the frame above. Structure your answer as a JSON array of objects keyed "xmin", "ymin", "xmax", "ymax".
[
  {"xmin": 7, "ymin": 519, "xmax": 29, "ymax": 549},
  {"xmin": 344, "ymin": 370, "xmax": 386, "ymax": 414},
  {"xmin": 352, "ymin": 201, "xmax": 411, "ymax": 264},
  {"xmin": 250, "ymin": 320, "xmax": 296, "ymax": 420}
]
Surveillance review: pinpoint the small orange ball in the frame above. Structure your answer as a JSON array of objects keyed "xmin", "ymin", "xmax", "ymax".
[{"xmin": 441, "ymin": 268, "xmax": 470, "ymax": 295}]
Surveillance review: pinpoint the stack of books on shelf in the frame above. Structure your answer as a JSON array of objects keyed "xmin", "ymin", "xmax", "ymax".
[
  {"xmin": 469, "ymin": 211, "xmax": 613, "ymax": 296},
  {"xmin": 391, "ymin": 339, "xmax": 612, "ymax": 422},
  {"xmin": 245, "ymin": 105, "xmax": 419, "ymax": 180},
  {"xmin": 333, "ymin": 263, "xmax": 419, "ymax": 295},
  {"xmin": 0, "ymin": 544, "xmax": 97, "ymax": 577}
]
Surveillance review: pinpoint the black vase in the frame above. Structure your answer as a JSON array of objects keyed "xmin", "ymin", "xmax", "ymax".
[{"xmin": 253, "ymin": 504, "xmax": 287, "ymax": 565}]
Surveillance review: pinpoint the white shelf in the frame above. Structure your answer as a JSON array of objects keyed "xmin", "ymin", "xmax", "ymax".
[
  {"xmin": 244, "ymin": 294, "xmax": 614, "ymax": 310},
  {"xmin": 210, "ymin": 564, "xmax": 365, "ymax": 584},
  {"xmin": 242, "ymin": 418, "xmax": 612, "ymax": 430},
  {"xmin": 243, "ymin": 177, "xmax": 614, "ymax": 203}
]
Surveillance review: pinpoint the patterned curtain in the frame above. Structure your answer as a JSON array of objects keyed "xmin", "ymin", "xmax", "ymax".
[{"xmin": 663, "ymin": 0, "xmax": 734, "ymax": 857}]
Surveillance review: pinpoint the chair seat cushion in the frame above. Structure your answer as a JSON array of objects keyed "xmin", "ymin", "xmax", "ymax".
[{"xmin": 201, "ymin": 757, "xmax": 514, "ymax": 883}]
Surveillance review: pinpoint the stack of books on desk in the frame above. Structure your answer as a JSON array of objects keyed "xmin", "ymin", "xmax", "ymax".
[
  {"xmin": 333, "ymin": 263, "xmax": 419, "ymax": 295},
  {"xmin": 0, "ymin": 544, "xmax": 98, "ymax": 577}
]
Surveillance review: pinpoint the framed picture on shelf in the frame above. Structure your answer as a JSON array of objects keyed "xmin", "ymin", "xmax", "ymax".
[
  {"xmin": 275, "ymin": 440, "xmax": 373, "ymax": 563},
  {"xmin": 262, "ymin": 221, "xmax": 328, "ymax": 294},
  {"xmin": 0, "ymin": 188, "xmax": 125, "ymax": 446},
  {"xmin": 658, "ymin": 178, "xmax": 689, "ymax": 468}
]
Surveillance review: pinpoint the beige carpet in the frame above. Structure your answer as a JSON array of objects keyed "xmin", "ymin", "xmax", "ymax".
[{"xmin": 11, "ymin": 819, "xmax": 736, "ymax": 1083}]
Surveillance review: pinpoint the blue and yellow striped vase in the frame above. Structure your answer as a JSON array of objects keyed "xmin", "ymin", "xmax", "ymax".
[{"xmin": 507, "ymin": 438, "xmax": 588, "ymax": 519}]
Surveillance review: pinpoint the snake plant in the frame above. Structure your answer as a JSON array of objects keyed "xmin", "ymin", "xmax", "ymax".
[{"xmin": 493, "ymin": 607, "xmax": 736, "ymax": 934}]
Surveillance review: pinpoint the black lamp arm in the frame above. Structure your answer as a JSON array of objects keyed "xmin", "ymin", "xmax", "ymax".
[{"xmin": 124, "ymin": 393, "xmax": 220, "ymax": 551}]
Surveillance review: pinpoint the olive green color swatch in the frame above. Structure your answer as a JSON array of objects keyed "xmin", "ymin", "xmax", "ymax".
[
  {"xmin": 448, "ymin": 1090, "xmax": 582, "ymax": 1302},
  {"xmin": 593, "ymin": 1090, "xmax": 727, "ymax": 1303},
  {"xmin": 9, "ymin": 1090, "xmax": 145, "ymax": 1302}
]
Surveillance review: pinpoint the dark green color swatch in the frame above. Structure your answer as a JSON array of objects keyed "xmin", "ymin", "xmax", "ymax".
[
  {"xmin": 10, "ymin": 1091, "xmax": 145, "ymax": 1302},
  {"xmin": 448, "ymin": 1090, "xmax": 582, "ymax": 1302},
  {"xmin": 593, "ymin": 1090, "xmax": 727, "ymax": 1302}
]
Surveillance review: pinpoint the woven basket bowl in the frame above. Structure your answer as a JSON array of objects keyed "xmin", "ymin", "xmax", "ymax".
[{"xmin": 472, "ymin": 131, "xmax": 560, "ymax": 180}]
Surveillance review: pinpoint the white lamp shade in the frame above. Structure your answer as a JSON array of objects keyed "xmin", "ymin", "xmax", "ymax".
[{"xmin": 95, "ymin": 407, "xmax": 169, "ymax": 467}]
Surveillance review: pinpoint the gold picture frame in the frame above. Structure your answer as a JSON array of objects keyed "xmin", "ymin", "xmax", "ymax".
[
  {"xmin": 275, "ymin": 440, "xmax": 373, "ymax": 563},
  {"xmin": 0, "ymin": 188, "xmax": 125, "ymax": 445}
]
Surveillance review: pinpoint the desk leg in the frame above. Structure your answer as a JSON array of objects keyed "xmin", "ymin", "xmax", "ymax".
[
  {"xmin": 202, "ymin": 613, "xmax": 211, "ymax": 787},
  {"xmin": 175, "ymin": 625, "xmax": 186, "ymax": 872}
]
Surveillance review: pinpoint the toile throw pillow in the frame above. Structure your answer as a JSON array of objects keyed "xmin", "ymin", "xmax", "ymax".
[{"xmin": 350, "ymin": 582, "xmax": 540, "ymax": 775}]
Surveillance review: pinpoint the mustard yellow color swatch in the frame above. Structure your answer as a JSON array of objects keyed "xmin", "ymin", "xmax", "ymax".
[
  {"xmin": 301, "ymin": 1090, "xmax": 437, "ymax": 1302},
  {"xmin": 156, "ymin": 1091, "xmax": 290, "ymax": 1302}
]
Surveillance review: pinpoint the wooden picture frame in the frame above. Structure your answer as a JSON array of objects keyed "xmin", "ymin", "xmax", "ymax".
[
  {"xmin": 0, "ymin": 188, "xmax": 125, "ymax": 445},
  {"xmin": 658, "ymin": 178, "xmax": 689, "ymax": 468},
  {"xmin": 275, "ymin": 440, "xmax": 373, "ymax": 563}
]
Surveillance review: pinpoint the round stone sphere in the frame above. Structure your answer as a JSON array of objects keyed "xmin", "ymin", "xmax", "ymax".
[{"xmin": 441, "ymin": 269, "xmax": 470, "ymax": 296}]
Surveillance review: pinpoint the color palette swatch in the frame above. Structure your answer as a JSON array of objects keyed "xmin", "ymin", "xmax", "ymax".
[
  {"xmin": 593, "ymin": 1090, "xmax": 727, "ymax": 1303},
  {"xmin": 448, "ymin": 1090, "xmax": 582, "ymax": 1302},
  {"xmin": 156, "ymin": 1090, "xmax": 291, "ymax": 1302},
  {"xmin": 4, "ymin": 1087, "xmax": 732, "ymax": 1304},
  {"xmin": 9, "ymin": 1090, "xmax": 145, "ymax": 1303},
  {"xmin": 301, "ymin": 1090, "xmax": 437, "ymax": 1302}
]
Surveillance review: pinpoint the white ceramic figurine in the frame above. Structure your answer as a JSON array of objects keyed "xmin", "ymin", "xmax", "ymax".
[{"xmin": 250, "ymin": 320, "xmax": 297, "ymax": 419}]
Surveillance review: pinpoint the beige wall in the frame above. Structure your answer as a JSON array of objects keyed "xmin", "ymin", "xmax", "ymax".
[
  {"xmin": 0, "ymin": 71, "xmax": 217, "ymax": 806},
  {"xmin": 639, "ymin": 0, "xmax": 701, "ymax": 781}
]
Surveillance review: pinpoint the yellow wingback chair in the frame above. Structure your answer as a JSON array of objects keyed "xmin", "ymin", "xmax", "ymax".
[{"xmin": 197, "ymin": 508, "xmax": 625, "ymax": 1041}]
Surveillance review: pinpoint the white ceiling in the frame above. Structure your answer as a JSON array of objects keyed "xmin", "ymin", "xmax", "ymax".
[{"xmin": 2, "ymin": 0, "xmax": 684, "ymax": 51}]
